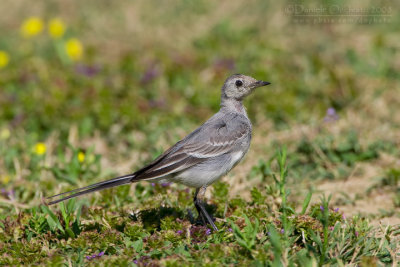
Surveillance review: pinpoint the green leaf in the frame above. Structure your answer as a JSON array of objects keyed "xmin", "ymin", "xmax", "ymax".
[
  {"xmin": 301, "ymin": 191, "xmax": 313, "ymax": 214},
  {"xmin": 132, "ymin": 239, "xmax": 143, "ymax": 253},
  {"xmin": 40, "ymin": 205, "xmax": 64, "ymax": 233}
]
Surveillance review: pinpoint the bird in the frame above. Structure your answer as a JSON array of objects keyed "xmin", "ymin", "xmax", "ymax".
[{"xmin": 47, "ymin": 74, "xmax": 271, "ymax": 231}]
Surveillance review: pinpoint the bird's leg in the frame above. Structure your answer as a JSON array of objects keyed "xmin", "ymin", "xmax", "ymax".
[
  {"xmin": 193, "ymin": 187, "xmax": 207, "ymax": 226},
  {"xmin": 193, "ymin": 186, "xmax": 218, "ymax": 231}
]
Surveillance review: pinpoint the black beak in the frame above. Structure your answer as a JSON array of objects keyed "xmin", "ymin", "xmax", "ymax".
[{"xmin": 252, "ymin": 80, "xmax": 271, "ymax": 88}]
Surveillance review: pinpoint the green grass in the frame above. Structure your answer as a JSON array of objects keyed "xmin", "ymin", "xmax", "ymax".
[
  {"xmin": 1, "ymin": 150, "xmax": 397, "ymax": 266},
  {"xmin": 0, "ymin": 0, "xmax": 400, "ymax": 265}
]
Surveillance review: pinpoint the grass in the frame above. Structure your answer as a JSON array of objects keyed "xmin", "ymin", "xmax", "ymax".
[
  {"xmin": 2, "ymin": 150, "xmax": 398, "ymax": 266},
  {"xmin": 0, "ymin": 0, "xmax": 400, "ymax": 265}
]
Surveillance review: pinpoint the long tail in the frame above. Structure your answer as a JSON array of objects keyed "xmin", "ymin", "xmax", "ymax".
[{"xmin": 47, "ymin": 173, "xmax": 136, "ymax": 205}]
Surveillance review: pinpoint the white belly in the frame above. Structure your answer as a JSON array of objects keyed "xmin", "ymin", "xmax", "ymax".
[{"xmin": 171, "ymin": 151, "xmax": 245, "ymax": 188}]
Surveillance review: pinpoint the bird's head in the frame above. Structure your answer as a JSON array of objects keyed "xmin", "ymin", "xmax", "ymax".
[{"xmin": 221, "ymin": 74, "xmax": 270, "ymax": 101}]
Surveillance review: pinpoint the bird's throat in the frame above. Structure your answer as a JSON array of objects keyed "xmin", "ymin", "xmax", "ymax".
[{"xmin": 220, "ymin": 98, "xmax": 247, "ymax": 115}]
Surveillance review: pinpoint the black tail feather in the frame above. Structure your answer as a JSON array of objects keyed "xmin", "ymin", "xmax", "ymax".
[{"xmin": 47, "ymin": 174, "xmax": 135, "ymax": 205}]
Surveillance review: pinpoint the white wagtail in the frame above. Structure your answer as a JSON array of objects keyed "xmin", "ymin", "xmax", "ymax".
[{"xmin": 48, "ymin": 74, "xmax": 270, "ymax": 231}]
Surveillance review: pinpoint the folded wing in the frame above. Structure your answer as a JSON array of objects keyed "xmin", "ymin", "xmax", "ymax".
[{"xmin": 132, "ymin": 114, "xmax": 249, "ymax": 181}]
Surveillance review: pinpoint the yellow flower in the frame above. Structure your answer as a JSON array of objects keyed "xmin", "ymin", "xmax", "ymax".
[
  {"xmin": 34, "ymin": 142, "xmax": 47, "ymax": 155},
  {"xmin": 78, "ymin": 152, "xmax": 85, "ymax": 163},
  {"xmin": 48, "ymin": 18, "xmax": 66, "ymax": 39},
  {"xmin": 0, "ymin": 128, "xmax": 10, "ymax": 139},
  {"xmin": 21, "ymin": 17, "xmax": 44, "ymax": 38},
  {"xmin": 1, "ymin": 175, "xmax": 10, "ymax": 184},
  {"xmin": 0, "ymin": 51, "xmax": 10, "ymax": 69},
  {"xmin": 65, "ymin": 38, "xmax": 83, "ymax": 61}
]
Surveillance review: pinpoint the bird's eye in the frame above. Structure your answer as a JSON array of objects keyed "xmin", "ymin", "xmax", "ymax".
[{"xmin": 235, "ymin": 80, "xmax": 243, "ymax": 87}]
